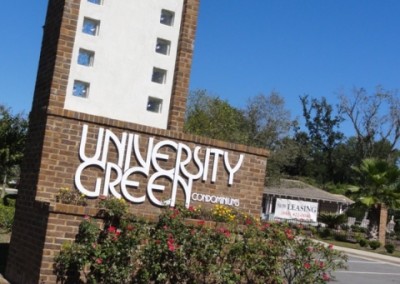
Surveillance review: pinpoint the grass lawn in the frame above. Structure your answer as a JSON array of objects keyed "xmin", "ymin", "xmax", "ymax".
[{"xmin": 323, "ymin": 238, "xmax": 400, "ymax": 258}]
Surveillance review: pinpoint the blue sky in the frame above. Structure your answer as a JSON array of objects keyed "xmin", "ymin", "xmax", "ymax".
[{"xmin": 1, "ymin": 1, "xmax": 399, "ymax": 134}]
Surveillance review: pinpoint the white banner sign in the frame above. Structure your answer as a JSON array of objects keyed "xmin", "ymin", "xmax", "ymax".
[{"xmin": 275, "ymin": 198, "xmax": 318, "ymax": 222}]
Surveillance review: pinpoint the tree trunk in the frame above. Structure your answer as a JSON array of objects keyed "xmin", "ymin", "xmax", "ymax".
[{"xmin": 378, "ymin": 204, "xmax": 388, "ymax": 245}]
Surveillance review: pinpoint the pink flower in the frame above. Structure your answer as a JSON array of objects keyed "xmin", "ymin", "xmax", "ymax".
[
  {"xmin": 83, "ymin": 215, "xmax": 90, "ymax": 220},
  {"xmin": 306, "ymin": 246, "xmax": 313, "ymax": 252},
  {"xmin": 304, "ymin": 262, "xmax": 311, "ymax": 269},
  {"xmin": 328, "ymin": 244, "xmax": 334, "ymax": 250},
  {"xmin": 95, "ymin": 258, "xmax": 103, "ymax": 264}
]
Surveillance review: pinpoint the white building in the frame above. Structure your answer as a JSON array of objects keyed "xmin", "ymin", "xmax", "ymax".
[{"xmin": 64, "ymin": 0, "xmax": 185, "ymax": 129}]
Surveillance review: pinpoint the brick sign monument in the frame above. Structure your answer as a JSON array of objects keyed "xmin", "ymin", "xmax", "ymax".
[{"xmin": 5, "ymin": 0, "xmax": 268, "ymax": 283}]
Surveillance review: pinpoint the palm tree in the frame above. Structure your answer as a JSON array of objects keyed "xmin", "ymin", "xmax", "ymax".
[{"xmin": 348, "ymin": 159, "xmax": 400, "ymax": 244}]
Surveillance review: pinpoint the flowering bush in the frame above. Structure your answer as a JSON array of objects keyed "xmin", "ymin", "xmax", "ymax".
[
  {"xmin": 56, "ymin": 187, "xmax": 87, "ymax": 206},
  {"xmin": 55, "ymin": 197, "xmax": 146, "ymax": 284},
  {"xmin": 55, "ymin": 201, "xmax": 347, "ymax": 283}
]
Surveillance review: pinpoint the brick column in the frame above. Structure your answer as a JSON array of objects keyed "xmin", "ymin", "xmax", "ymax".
[{"xmin": 168, "ymin": 0, "xmax": 200, "ymax": 131}]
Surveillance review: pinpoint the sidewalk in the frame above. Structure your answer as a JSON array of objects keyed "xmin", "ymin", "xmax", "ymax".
[{"xmin": 0, "ymin": 274, "xmax": 9, "ymax": 284}]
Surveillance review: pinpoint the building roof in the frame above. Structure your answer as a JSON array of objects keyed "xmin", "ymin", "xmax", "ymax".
[{"xmin": 264, "ymin": 179, "xmax": 354, "ymax": 204}]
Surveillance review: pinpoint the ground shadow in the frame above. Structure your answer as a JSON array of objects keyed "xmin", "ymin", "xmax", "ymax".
[{"xmin": 0, "ymin": 243, "xmax": 9, "ymax": 275}]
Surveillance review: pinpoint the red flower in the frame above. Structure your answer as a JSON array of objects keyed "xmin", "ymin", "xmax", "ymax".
[
  {"xmin": 218, "ymin": 227, "xmax": 231, "ymax": 238},
  {"xmin": 126, "ymin": 224, "xmax": 134, "ymax": 231},
  {"xmin": 108, "ymin": 226, "xmax": 117, "ymax": 233},
  {"xmin": 171, "ymin": 208, "xmax": 180, "ymax": 219},
  {"xmin": 319, "ymin": 261, "xmax": 325, "ymax": 268},
  {"xmin": 304, "ymin": 262, "xmax": 311, "ymax": 269},
  {"xmin": 197, "ymin": 220, "xmax": 205, "ymax": 226},
  {"xmin": 188, "ymin": 206, "xmax": 195, "ymax": 212},
  {"xmin": 261, "ymin": 223, "xmax": 271, "ymax": 230},
  {"xmin": 245, "ymin": 218, "xmax": 253, "ymax": 225},
  {"xmin": 322, "ymin": 273, "xmax": 330, "ymax": 281},
  {"xmin": 167, "ymin": 235, "xmax": 176, "ymax": 252},
  {"xmin": 95, "ymin": 258, "xmax": 103, "ymax": 264},
  {"xmin": 285, "ymin": 228, "xmax": 294, "ymax": 240}
]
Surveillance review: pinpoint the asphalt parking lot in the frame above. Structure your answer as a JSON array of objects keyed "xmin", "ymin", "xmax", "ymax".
[{"xmin": 333, "ymin": 254, "xmax": 400, "ymax": 283}]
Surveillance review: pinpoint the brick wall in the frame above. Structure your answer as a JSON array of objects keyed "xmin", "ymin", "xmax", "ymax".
[
  {"xmin": 7, "ymin": 113, "xmax": 268, "ymax": 283},
  {"xmin": 5, "ymin": 0, "xmax": 269, "ymax": 282}
]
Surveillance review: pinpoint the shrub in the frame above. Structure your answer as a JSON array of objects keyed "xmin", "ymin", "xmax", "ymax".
[
  {"xmin": 384, "ymin": 243, "xmax": 395, "ymax": 254},
  {"xmin": 359, "ymin": 238, "xmax": 368, "ymax": 247},
  {"xmin": 351, "ymin": 225, "xmax": 367, "ymax": 233},
  {"xmin": 0, "ymin": 199, "xmax": 15, "ymax": 232},
  {"xmin": 319, "ymin": 227, "xmax": 332, "ymax": 239},
  {"xmin": 369, "ymin": 240, "xmax": 381, "ymax": 250},
  {"xmin": 334, "ymin": 233, "xmax": 348, "ymax": 242},
  {"xmin": 55, "ymin": 200, "xmax": 348, "ymax": 283},
  {"xmin": 318, "ymin": 213, "xmax": 347, "ymax": 229}
]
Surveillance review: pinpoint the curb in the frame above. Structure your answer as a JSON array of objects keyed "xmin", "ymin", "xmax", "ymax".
[{"xmin": 332, "ymin": 245, "xmax": 400, "ymax": 265}]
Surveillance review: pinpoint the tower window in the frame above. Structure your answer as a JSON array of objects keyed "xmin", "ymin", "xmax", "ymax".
[
  {"xmin": 82, "ymin": 18, "xmax": 100, "ymax": 36},
  {"xmin": 147, "ymin": 97, "xmax": 163, "ymax": 113},
  {"xmin": 73, "ymin": 81, "xmax": 90, "ymax": 98},
  {"xmin": 155, "ymin": 38, "xmax": 171, "ymax": 55},
  {"xmin": 160, "ymin": 9, "xmax": 175, "ymax": 26},
  {"xmin": 151, "ymin": 68, "xmax": 167, "ymax": 84},
  {"xmin": 87, "ymin": 0, "xmax": 103, "ymax": 4},
  {"xmin": 78, "ymin": 49, "xmax": 95, "ymax": 66}
]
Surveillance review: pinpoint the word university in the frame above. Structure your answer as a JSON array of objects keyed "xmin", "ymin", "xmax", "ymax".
[{"xmin": 75, "ymin": 125, "xmax": 245, "ymax": 208}]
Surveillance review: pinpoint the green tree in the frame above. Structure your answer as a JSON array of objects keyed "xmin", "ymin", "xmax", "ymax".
[
  {"xmin": 300, "ymin": 96, "xmax": 344, "ymax": 184},
  {"xmin": 348, "ymin": 159, "xmax": 400, "ymax": 242},
  {"xmin": 0, "ymin": 105, "xmax": 28, "ymax": 195},
  {"xmin": 243, "ymin": 92, "xmax": 295, "ymax": 183},
  {"xmin": 184, "ymin": 90, "xmax": 248, "ymax": 144},
  {"xmin": 244, "ymin": 92, "xmax": 293, "ymax": 149}
]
